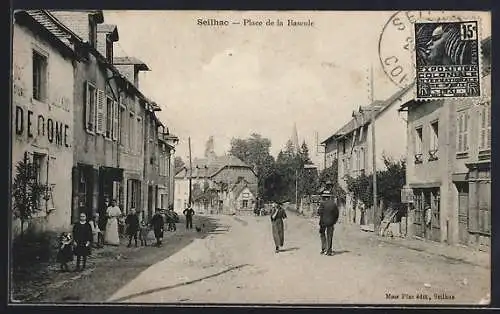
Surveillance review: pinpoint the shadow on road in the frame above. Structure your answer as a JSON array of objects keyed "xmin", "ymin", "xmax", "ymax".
[
  {"xmin": 332, "ymin": 250, "xmax": 350, "ymax": 255},
  {"xmin": 109, "ymin": 263, "xmax": 251, "ymax": 302},
  {"xmin": 279, "ymin": 247, "xmax": 300, "ymax": 253}
]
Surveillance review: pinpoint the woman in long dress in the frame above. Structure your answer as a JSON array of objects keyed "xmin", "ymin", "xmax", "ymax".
[
  {"xmin": 270, "ymin": 202, "xmax": 287, "ymax": 253},
  {"xmin": 105, "ymin": 200, "xmax": 122, "ymax": 245}
]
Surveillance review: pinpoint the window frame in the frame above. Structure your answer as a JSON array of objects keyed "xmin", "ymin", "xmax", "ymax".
[
  {"xmin": 105, "ymin": 95, "xmax": 114, "ymax": 139},
  {"xmin": 478, "ymin": 101, "xmax": 491, "ymax": 153},
  {"xmin": 456, "ymin": 109, "xmax": 470, "ymax": 157},
  {"xmin": 84, "ymin": 81, "xmax": 97, "ymax": 134},
  {"xmin": 414, "ymin": 126, "xmax": 424, "ymax": 164},
  {"xmin": 32, "ymin": 48, "xmax": 48, "ymax": 103},
  {"xmin": 429, "ymin": 120, "xmax": 439, "ymax": 161}
]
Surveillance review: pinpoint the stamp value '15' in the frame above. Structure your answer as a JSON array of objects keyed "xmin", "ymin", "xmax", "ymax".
[{"xmin": 414, "ymin": 21, "xmax": 481, "ymax": 100}]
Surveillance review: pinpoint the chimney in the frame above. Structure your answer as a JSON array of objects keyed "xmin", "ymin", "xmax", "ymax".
[
  {"xmin": 113, "ymin": 57, "xmax": 150, "ymax": 88},
  {"xmin": 97, "ymin": 24, "xmax": 119, "ymax": 63}
]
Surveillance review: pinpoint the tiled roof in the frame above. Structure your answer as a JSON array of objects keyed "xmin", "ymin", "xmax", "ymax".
[
  {"xmin": 322, "ymin": 83, "xmax": 414, "ymax": 143},
  {"xmin": 97, "ymin": 24, "xmax": 119, "ymax": 41},
  {"xmin": 175, "ymin": 155, "xmax": 253, "ymax": 179},
  {"xmin": 21, "ymin": 10, "xmax": 82, "ymax": 52},
  {"xmin": 113, "ymin": 56, "xmax": 150, "ymax": 71}
]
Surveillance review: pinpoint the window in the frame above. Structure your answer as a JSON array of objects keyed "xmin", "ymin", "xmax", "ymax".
[
  {"xmin": 137, "ymin": 118, "xmax": 142, "ymax": 153},
  {"xmin": 129, "ymin": 113, "xmax": 135, "ymax": 151},
  {"xmin": 457, "ymin": 110, "xmax": 469, "ymax": 156},
  {"xmin": 32, "ymin": 153, "xmax": 46, "ymax": 184},
  {"xmin": 414, "ymin": 127, "xmax": 423, "ymax": 164},
  {"xmin": 127, "ymin": 179, "xmax": 141, "ymax": 211},
  {"xmin": 478, "ymin": 102, "xmax": 491, "ymax": 152},
  {"xmin": 342, "ymin": 141, "xmax": 346, "ymax": 154},
  {"xmin": 106, "ymin": 37, "xmax": 113, "ymax": 63},
  {"xmin": 32, "ymin": 50, "xmax": 47, "ymax": 102},
  {"xmin": 242, "ymin": 200, "xmax": 248, "ymax": 208},
  {"xmin": 106, "ymin": 96, "xmax": 113, "ymax": 139},
  {"xmin": 112, "ymin": 100, "xmax": 119, "ymax": 141},
  {"xmin": 119, "ymin": 102, "xmax": 126, "ymax": 145},
  {"xmin": 429, "ymin": 121, "xmax": 439, "ymax": 161},
  {"xmin": 85, "ymin": 82, "xmax": 97, "ymax": 133}
]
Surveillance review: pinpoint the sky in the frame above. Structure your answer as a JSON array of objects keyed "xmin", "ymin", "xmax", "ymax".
[{"xmin": 103, "ymin": 10, "xmax": 491, "ymax": 166}]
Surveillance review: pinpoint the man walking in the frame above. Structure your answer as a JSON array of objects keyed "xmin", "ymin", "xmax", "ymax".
[
  {"xmin": 183, "ymin": 204, "xmax": 195, "ymax": 230},
  {"xmin": 318, "ymin": 190, "xmax": 339, "ymax": 256}
]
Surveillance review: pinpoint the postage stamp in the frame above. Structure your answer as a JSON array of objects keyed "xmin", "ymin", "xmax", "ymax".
[{"xmin": 414, "ymin": 20, "xmax": 481, "ymax": 100}]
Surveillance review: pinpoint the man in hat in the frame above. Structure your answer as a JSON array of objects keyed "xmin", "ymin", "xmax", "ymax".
[{"xmin": 318, "ymin": 190, "xmax": 339, "ymax": 256}]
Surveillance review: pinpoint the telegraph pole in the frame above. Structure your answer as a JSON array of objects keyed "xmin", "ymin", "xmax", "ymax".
[
  {"xmin": 370, "ymin": 65, "xmax": 380, "ymax": 233},
  {"xmin": 188, "ymin": 137, "xmax": 193, "ymax": 206}
]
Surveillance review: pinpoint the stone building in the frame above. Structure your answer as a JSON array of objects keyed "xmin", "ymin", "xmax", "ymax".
[
  {"xmin": 12, "ymin": 10, "xmax": 82, "ymax": 233},
  {"xmin": 400, "ymin": 38, "xmax": 491, "ymax": 247}
]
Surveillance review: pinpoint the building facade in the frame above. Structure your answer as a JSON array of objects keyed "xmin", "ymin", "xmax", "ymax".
[
  {"xmin": 322, "ymin": 85, "xmax": 413, "ymax": 224},
  {"xmin": 12, "ymin": 10, "xmax": 83, "ymax": 234},
  {"xmin": 174, "ymin": 155, "xmax": 258, "ymax": 215},
  {"xmin": 401, "ymin": 38, "xmax": 491, "ymax": 247}
]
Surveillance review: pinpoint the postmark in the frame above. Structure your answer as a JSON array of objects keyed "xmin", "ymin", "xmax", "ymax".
[
  {"xmin": 378, "ymin": 11, "xmax": 484, "ymax": 100},
  {"xmin": 414, "ymin": 20, "xmax": 481, "ymax": 100}
]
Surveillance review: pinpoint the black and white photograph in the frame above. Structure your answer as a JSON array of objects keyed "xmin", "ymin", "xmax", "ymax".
[{"xmin": 9, "ymin": 9, "xmax": 491, "ymax": 306}]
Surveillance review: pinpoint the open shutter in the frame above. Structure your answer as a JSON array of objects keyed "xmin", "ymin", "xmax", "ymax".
[
  {"xmin": 96, "ymin": 89, "xmax": 105, "ymax": 135},
  {"xmin": 85, "ymin": 82, "xmax": 91, "ymax": 131},
  {"xmin": 464, "ymin": 111, "xmax": 469, "ymax": 151},
  {"xmin": 486, "ymin": 103, "xmax": 491, "ymax": 148},
  {"xmin": 112, "ymin": 101, "xmax": 118, "ymax": 141}
]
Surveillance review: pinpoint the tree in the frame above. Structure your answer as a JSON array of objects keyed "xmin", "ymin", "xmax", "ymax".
[
  {"xmin": 345, "ymin": 155, "xmax": 406, "ymax": 210},
  {"xmin": 229, "ymin": 133, "xmax": 275, "ymax": 200},
  {"xmin": 12, "ymin": 157, "xmax": 47, "ymax": 237},
  {"xmin": 174, "ymin": 156, "xmax": 185, "ymax": 172},
  {"xmin": 318, "ymin": 158, "xmax": 346, "ymax": 204}
]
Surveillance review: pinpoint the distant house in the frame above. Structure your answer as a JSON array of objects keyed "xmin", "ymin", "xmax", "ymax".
[
  {"xmin": 174, "ymin": 154, "xmax": 258, "ymax": 215},
  {"xmin": 322, "ymin": 84, "xmax": 414, "ymax": 224},
  {"xmin": 399, "ymin": 38, "xmax": 491, "ymax": 247}
]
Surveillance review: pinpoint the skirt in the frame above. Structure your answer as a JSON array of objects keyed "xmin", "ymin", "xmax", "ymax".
[
  {"xmin": 57, "ymin": 245, "xmax": 74, "ymax": 263},
  {"xmin": 271, "ymin": 219, "xmax": 284, "ymax": 247},
  {"xmin": 74, "ymin": 243, "xmax": 91, "ymax": 257}
]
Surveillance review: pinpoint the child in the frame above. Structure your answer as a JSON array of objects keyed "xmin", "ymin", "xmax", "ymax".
[
  {"xmin": 139, "ymin": 212, "xmax": 150, "ymax": 246},
  {"xmin": 56, "ymin": 232, "xmax": 73, "ymax": 272},
  {"xmin": 73, "ymin": 212, "xmax": 93, "ymax": 271},
  {"xmin": 151, "ymin": 209, "xmax": 165, "ymax": 247},
  {"xmin": 89, "ymin": 213, "xmax": 103, "ymax": 248}
]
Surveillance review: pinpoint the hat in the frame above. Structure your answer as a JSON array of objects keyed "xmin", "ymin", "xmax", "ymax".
[{"xmin": 321, "ymin": 190, "xmax": 332, "ymax": 197}]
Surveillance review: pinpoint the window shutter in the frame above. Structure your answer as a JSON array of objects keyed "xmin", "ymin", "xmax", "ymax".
[
  {"xmin": 457, "ymin": 115, "xmax": 463, "ymax": 152},
  {"xmin": 487, "ymin": 104, "xmax": 491, "ymax": 148},
  {"xmin": 112, "ymin": 101, "xmax": 118, "ymax": 141},
  {"xmin": 85, "ymin": 82, "xmax": 91, "ymax": 131},
  {"xmin": 96, "ymin": 89, "xmax": 105, "ymax": 134},
  {"xmin": 464, "ymin": 112, "xmax": 469, "ymax": 151}
]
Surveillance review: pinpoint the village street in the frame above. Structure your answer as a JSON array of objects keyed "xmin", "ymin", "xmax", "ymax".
[{"xmin": 108, "ymin": 212, "xmax": 490, "ymax": 305}]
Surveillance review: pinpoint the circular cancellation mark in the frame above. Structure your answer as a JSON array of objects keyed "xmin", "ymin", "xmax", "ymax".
[{"xmin": 378, "ymin": 11, "xmax": 468, "ymax": 89}]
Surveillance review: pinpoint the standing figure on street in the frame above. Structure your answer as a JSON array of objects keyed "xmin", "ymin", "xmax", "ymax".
[
  {"xmin": 105, "ymin": 200, "xmax": 122, "ymax": 246},
  {"xmin": 125, "ymin": 209, "xmax": 140, "ymax": 247},
  {"xmin": 166, "ymin": 208, "xmax": 177, "ymax": 231},
  {"xmin": 183, "ymin": 205, "xmax": 195, "ymax": 230},
  {"xmin": 270, "ymin": 202, "xmax": 287, "ymax": 253},
  {"xmin": 73, "ymin": 212, "xmax": 93, "ymax": 271},
  {"xmin": 89, "ymin": 213, "xmax": 103, "ymax": 248},
  {"xmin": 151, "ymin": 209, "xmax": 165, "ymax": 246},
  {"xmin": 139, "ymin": 211, "xmax": 150, "ymax": 246},
  {"xmin": 318, "ymin": 190, "xmax": 339, "ymax": 256}
]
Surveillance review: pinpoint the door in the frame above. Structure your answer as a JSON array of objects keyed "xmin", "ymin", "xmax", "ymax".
[
  {"xmin": 457, "ymin": 182, "xmax": 469, "ymax": 244},
  {"xmin": 430, "ymin": 189, "xmax": 441, "ymax": 242},
  {"xmin": 148, "ymin": 185, "xmax": 154, "ymax": 218},
  {"xmin": 413, "ymin": 190, "xmax": 425, "ymax": 237}
]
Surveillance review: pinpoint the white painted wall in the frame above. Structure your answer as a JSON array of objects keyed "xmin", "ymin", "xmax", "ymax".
[{"xmin": 12, "ymin": 22, "xmax": 75, "ymax": 234}]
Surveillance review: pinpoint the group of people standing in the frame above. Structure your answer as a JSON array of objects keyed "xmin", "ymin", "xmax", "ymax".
[
  {"xmin": 56, "ymin": 199, "xmax": 187, "ymax": 272},
  {"xmin": 269, "ymin": 189, "xmax": 340, "ymax": 256}
]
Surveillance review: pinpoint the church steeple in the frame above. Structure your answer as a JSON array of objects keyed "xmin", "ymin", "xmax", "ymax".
[{"xmin": 292, "ymin": 122, "xmax": 299, "ymax": 154}]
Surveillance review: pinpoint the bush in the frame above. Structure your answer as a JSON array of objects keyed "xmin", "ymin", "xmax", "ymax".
[{"xmin": 12, "ymin": 230, "xmax": 59, "ymax": 271}]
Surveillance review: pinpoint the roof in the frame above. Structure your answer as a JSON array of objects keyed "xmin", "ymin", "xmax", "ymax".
[
  {"xmin": 15, "ymin": 10, "xmax": 83, "ymax": 59},
  {"xmin": 174, "ymin": 155, "xmax": 254, "ymax": 179},
  {"xmin": 322, "ymin": 83, "xmax": 414, "ymax": 144},
  {"xmin": 97, "ymin": 24, "xmax": 119, "ymax": 42},
  {"xmin": 113, "ymin": 56, "xmax": 150, "ymax": 71},
  {"xmin": 231, "ymin": 179, "xmax": 258, "ymax": 199}
]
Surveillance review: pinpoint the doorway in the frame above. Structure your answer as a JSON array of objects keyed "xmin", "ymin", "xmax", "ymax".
[{"xmin": 456, "ymin": 182, "xmax": 469, "ymax": 245}]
